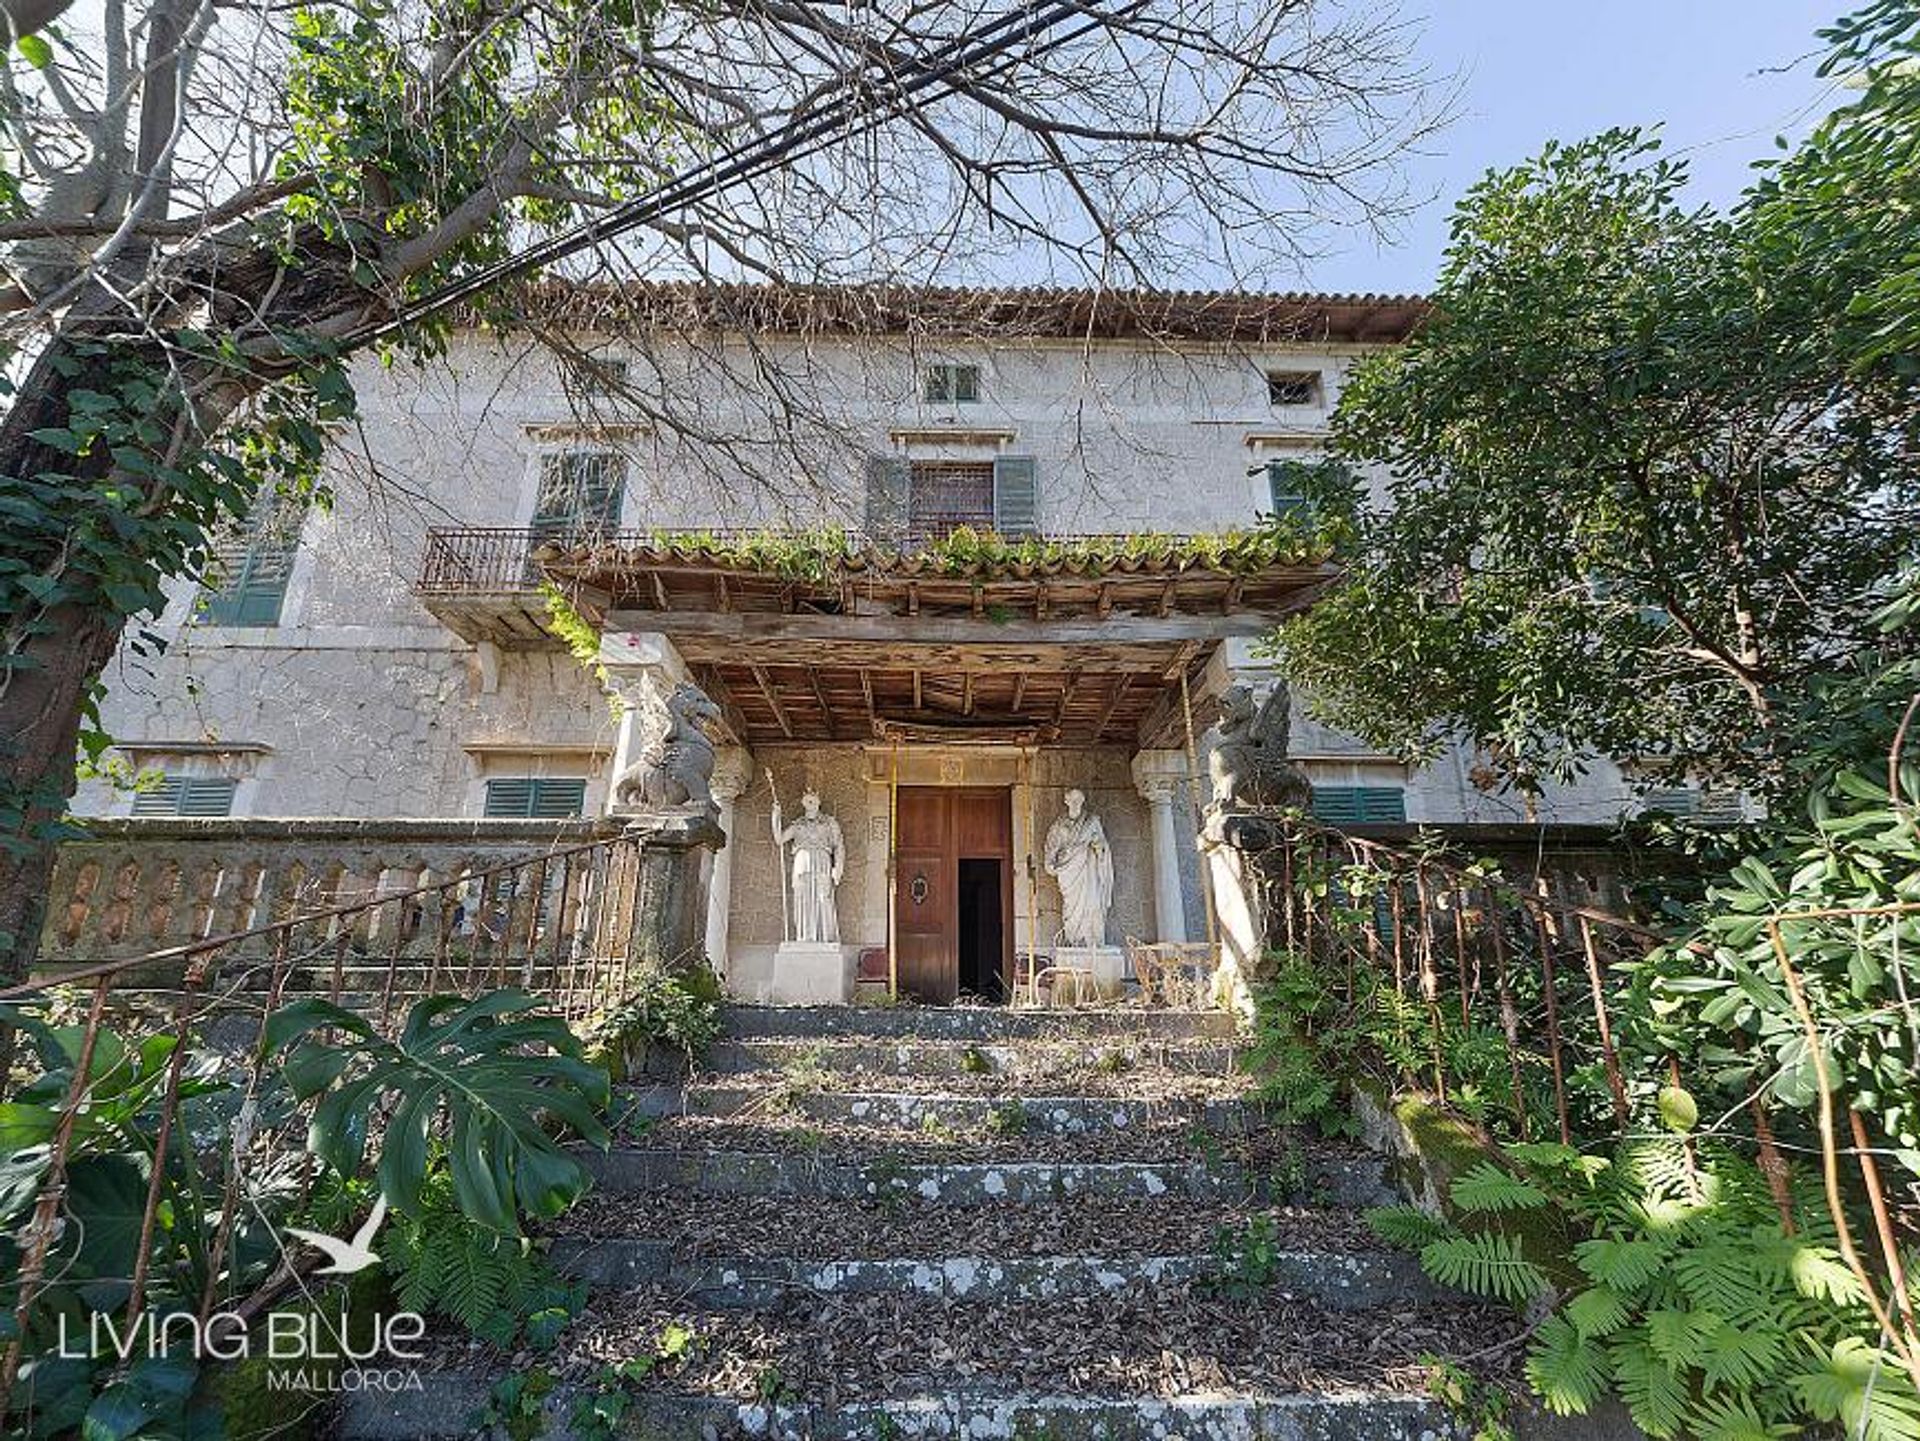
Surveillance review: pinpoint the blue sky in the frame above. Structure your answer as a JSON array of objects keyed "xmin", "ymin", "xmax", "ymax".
[{"xmin": 1305, "ymin": 1, "xmax": 1849, "ymax": 294}]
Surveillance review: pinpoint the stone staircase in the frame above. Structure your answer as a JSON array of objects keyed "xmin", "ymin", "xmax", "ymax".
[{"xmin": 339, "ymin": 1004, "xmax": 1527, "ymax": 1440}]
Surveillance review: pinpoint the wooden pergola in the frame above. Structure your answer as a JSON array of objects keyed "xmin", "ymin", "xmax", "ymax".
[{"xmin": 543, "ymin": 538, "xmax": 1339, "ymax": 748}]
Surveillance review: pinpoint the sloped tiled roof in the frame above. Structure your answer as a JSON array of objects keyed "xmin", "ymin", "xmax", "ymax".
[{"xmin": 481, "ymin": 280, "xmax": 1428, "ymax": 344}]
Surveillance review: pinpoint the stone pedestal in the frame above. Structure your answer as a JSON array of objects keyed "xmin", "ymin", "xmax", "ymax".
[
  {"xmin": 767, "ymin": 941, "xmax": 857, "ymax": 1005},
  {"xmin": 1052, "ymin": 944, "xmax": 1128, "ymax": 999},
  {"xmin": 1201, "ymin": 807, "xmax": 1286, "ymax": 1021},
  {"xmin": 625, "ymin": 811, "xmax": 725, "ymax": 972}
]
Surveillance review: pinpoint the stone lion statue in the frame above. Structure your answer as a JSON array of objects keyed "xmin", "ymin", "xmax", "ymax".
[
  {"xmin": 613, "ymin": 681, "xmax": 723, "ymax": 813},
  {"xmin": 1207, "ymin": 682, "xmax": 1312, "ymax": 811}
]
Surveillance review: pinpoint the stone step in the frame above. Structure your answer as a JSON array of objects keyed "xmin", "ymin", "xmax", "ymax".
[
  {"xmin": 663, "ymin": 1085, "xmax": 1266, "ymax": 1137},
  {"xmin": 338, "ymin": 1375, "xmax": 1475, "ymax": 1440},
  {"xmin": 553, "ymin": 1187, "xmax": 1381, "ymax": 1264},
  {"xmin": 582, "ymin": 1148, "xmax": 1395, "ymax": 1208},
  {"xmin": 704, "ymin": 1036, "xmax": 1242, "ymax": 1078},
  {"xmin": 721, "ymin": 1004, "xmax": 1237, "ymax": 1042},
  {"xmin": 547, "ymin": 1239, "xmax": 1445, "ymax": 1310}
]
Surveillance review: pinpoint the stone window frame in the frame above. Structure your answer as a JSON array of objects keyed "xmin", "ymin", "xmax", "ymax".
[{"xmin": 114, "ymin": 745, "xmax": 267, "ymax": 818}]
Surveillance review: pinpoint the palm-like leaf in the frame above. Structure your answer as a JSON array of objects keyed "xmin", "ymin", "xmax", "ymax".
[{"xmin": 260, "ymin": 989, "xmax": 609, "ymax": 1234}]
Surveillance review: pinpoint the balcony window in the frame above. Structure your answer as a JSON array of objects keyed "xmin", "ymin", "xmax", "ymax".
[{"xmin": 531, "ymin": 451, "xmax": 625, "ymax": 542}]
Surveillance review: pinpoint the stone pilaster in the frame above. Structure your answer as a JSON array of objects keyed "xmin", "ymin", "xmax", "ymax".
[
  {"xmin": 1131, "ymin": 750, "xmax": 1190, "ymax": 943},
  {"xmin": 703, "ymin": 747, "xmax": 752, "ymax": 977}
]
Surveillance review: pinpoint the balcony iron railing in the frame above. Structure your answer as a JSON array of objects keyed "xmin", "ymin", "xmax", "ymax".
[{"xmin": 415, "ymin": 524, "xmax": 1218, "ymax": 597}]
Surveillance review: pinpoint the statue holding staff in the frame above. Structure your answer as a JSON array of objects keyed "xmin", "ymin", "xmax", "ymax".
[
  {"xmin": 1044, "ymin": 787, "xmax": 1113, "ymax": 948},
  {"xmin": 770, "ymin": 780, "xmax": 845, "ymax": 944}
]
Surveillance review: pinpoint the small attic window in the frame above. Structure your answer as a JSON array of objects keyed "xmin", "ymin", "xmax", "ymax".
[
  {"xmin": 568, "ymin": 357, "xmax": 629, "ymax": 397},
  {"xmin": 1266, "ymin": 370, "xmax": 1323, "ymax": 407},
  {"xmin": 926, "ymin": 363, "xmax": 981, "ymax": 404}
]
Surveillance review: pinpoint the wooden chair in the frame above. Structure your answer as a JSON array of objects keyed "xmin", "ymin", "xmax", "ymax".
[{"xmin": 1125, "ymin": 938, "xmax": 1218, "ymax": 1008}]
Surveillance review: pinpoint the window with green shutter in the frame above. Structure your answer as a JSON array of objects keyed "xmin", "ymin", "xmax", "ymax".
[
  {"xmin": 531, "ymin": 452, "xmax": 624, "ymax": 540},
  {"xmin": 132, "ymin": 776, "xmax": 238, "ymax": 817},
  {"xmin": 483, "ymin": 778, "xmax": 587, "ymax": 818},
  {"xmin": 1311, "ymin": 785, "xmax": 1407, "ymax": 825},
  {"xmin": 199, "ymin": 486, "xmax": 305, "ymax": 627},
  {"xmin": 992, "ymin": 455, "xmax": 1039, "ymax": 536}
]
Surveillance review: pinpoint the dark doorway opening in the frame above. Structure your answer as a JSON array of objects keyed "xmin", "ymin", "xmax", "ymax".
[{"xmin": 957, "ymin": 858, "xmax": 1006, "ymax": 1001}]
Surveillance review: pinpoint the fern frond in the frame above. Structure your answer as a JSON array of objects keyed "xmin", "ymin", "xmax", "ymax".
[
  {"xmin": 1697, "ymin": 1318, "xmax": 1785, "ymax": 1394},
  {"xmin": 1674, "ymin": 1240, "xmax": 1776, "ymax": 1321},
  {"xmin": 1365, "ymin": 1205, "xmax": 1455, "ymax": 1251},
  {"xmin": 1524, "ymin": 1314, "xmax": 1608, "ymax": 1417},
  {"xmin": 1421, "ymin": 1231, "xmax": 1548, "ymax": 1305},
  {"xmin": 1450, "ymin": 1161, "xmax": 1550, "ymax": 1214},
  {"xmin": 1783, "ymin": 1238, "xmax": 1870, "ymax": 1307},
  {"xmin": 1572, "ymin": 1235, "xmax": 1669, "ymax": 1291},
  {"xmin": 1644, "ymin": 1307, "xmax": 1717, "ymax": 1371},
  {"xmin": 1789, "ymin": 1336, "xmax": 1920, "ymax": 1441},
  {"xmin": 1565, "ymin": 1284, "xmax": 1630, "ymax": 1338},
  {"xmin": 1609, "ymin": 1338, "xmax": 1689, "ymax": 1439},
  {"xmin": 1685, "ymin": 1394, "xmax": 1797, "ymax": 1440}
]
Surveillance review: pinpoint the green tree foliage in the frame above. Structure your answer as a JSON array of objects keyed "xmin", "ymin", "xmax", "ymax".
[{"xmin": 1279, "ymin": 47, "xmax": 1920, "ymax": 801}]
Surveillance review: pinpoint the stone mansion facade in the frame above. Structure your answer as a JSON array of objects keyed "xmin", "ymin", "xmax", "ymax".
[{"xmin": 74, "ymin": 285, "xmax": 1698, "ymax": 1003}]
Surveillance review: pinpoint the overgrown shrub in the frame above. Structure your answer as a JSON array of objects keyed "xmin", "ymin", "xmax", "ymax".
[
  {"xmin": 1371, "ymin": 1141, "xmax": 1920, "ymax": 1439},
  {"xmin": 582, "ymin": 963, "xmax": 723, "ymax": 1078}
]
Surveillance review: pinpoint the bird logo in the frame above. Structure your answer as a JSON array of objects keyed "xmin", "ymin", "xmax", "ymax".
[{"xmin": 283, "ymin": 1194, "xmax": 390, "ymax": 1275}]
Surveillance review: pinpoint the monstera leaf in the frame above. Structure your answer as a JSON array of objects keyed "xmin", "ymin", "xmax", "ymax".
[{"xmin": 260, "ymin": 990, "xmax": 610, "ymax": 1234}]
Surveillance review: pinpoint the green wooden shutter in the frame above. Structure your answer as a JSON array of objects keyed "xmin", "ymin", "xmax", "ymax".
[
  {"xmin": 1311, "ymin": 786, "xmax": 1406, "ymax": 825},
  {"xmin": 992, "ymin": 455, "xmax": 1039, "ymax": 536},
  {"xmin": 528, "ymin": 778, "xmax": 587, "ymax": 817},
  {"xmin": 1267, "ymin": 459, "xmax": 1314, "ymax": 518},
  {"xmin": 133, "ymin": 776, "xmax": 236, "ymax": 816},
  {"xmin": 484, "ymin": 777, "xmax": 586, "ymax": 818},
  {"xmin": 200, "ymin": 487, "xmax": 304, "ymax": 626},
  {"xmin": 864, "ymin": 454, "xmax": 913, "ymax": 539}
]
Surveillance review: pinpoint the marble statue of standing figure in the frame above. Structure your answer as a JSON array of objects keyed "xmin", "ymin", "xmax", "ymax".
[
  {"xmin": 1045, "ymin": 788, "xmax": 1114, "ymax": 948},
  {"xmin": 772, "ymin": 785, "xmax": 845, "ymax": 944}
]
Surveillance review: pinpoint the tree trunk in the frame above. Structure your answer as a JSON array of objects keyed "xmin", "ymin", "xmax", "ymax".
[{"xmin": 0, "ymin": 330, "xmax": 134, "ymax": 987}]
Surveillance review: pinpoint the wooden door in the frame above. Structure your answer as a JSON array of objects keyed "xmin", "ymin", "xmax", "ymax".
[{"xmin": 893, "ymin": 787, "xmax": 1012, "ymax": 1004}]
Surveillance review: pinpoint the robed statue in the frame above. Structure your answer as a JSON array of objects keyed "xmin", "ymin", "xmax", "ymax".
[
  {"xmin": 772, "ymin": 785, "xmax": 845, "ymax": 944},
  {"xmin": 1044, "ymin": 788, "xmax": 1114, "ymax": 948}
]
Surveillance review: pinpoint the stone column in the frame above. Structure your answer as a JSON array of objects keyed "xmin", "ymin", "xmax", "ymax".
[
  {"xmin": 1131, "ymin": 750, "xmax": 1189, "ymax": 943},
  {"xmin": 703, "ymin": 748, "xmax": 752, "ymax": 978}
]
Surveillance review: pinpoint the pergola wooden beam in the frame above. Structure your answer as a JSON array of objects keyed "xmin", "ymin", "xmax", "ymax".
[
  {"xmin": 605, "ymin": 609, "xmax": 1276, "ymax": 647},
  {"xmin": 1091, "ymin": 673, "xmax": 1135, "ymax": 742},
  {"xmin": 749, "ymin": 664, "xmax": 794, "ymax": 739}
]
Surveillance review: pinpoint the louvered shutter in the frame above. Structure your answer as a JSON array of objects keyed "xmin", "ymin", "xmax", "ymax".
[
  {"xmin": 864, "ymin": 455, "xmax": 913, "ymax": 539},
  {"xmin": 484, "ymin": 777, "xmax": 585, "ymax": 818},
  {"xmin": 133, "ymin": 776, "xmax": 236, "ymax": 816},
  {"xmin": 132, "ymin": 777, "xmax": 184, "ymax": 816},
  {"xmin": 1642, "ymin": 786, "xmax": 1699, "ymax": 819},
  {"xmin": 528, "ymin": 779, "xmax": 587, "ymax": 817},
  {"xmin": 992, "ymin": 455, "xmax": 1039, "ymax": 536},
  {"xmin": 200, "ymin": 486, "xmax": 305, "ymax": 626},
  {"xmin": 1311, "ymin": 786, "xmax": 1406, "ymax": 825},
  {"xmin": 484, "ymin": 778, "xmax": 536, "ymax": 817}
]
